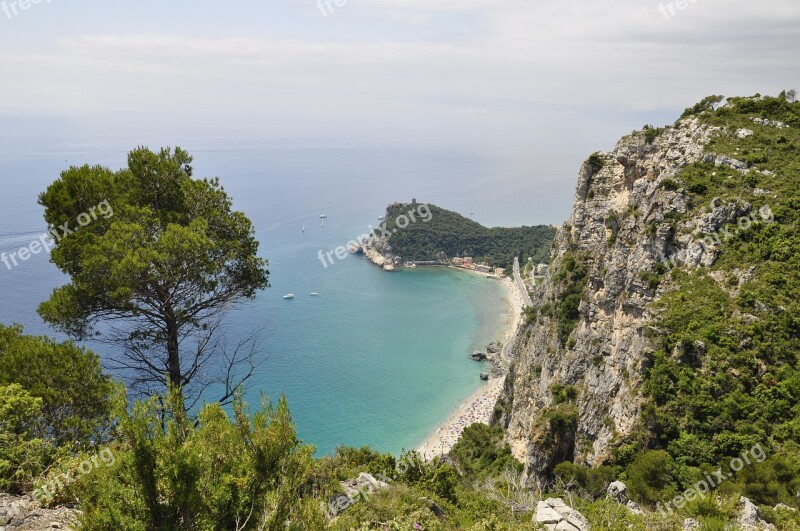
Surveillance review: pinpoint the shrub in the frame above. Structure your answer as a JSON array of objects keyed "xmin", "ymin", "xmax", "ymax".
[
  {"xmin": 554, "ymin": 461, "xmax": 617, "ymax": 499},
  {"xmin": 541, "ymin": 404, "xmax": 579, "ymax": 450},
  {"xmin": 74, "ymin": 393, "xmax": 323, "ymax": 530},
  {"xmin": 626, "ymin": 450, "xmax": 684, "ymax": 507},
  {"xmin": 639, "ymin": 270, "xmax": 663, "ymax": 291},
  {"xmin": 0, "ymin": 324, "xmax": 117, "ymax": 447},
  {"xmin": 680, "ymin": 95, "xmax": 724, "ymax": 118},
  {"xmin": 643, "ymin": 125, "xmax": 664, "ymax": 145},
  {"xmin": 660, "ymin": 178, "xmax": 680, "ymax": 191},
  {"xmin": 450, "ymin": 424, "xmax": 522, "ymax": 480},
  {"xmin": 588, "ymin": 153, "xmax": 605, "ymax": 174},
  {"xmin": 0, "ymin": 384, "xmax": 49, "ymax": 493},
  {"xmin": 550, "ymin": 383, "xmax": 579, "ymax": 404}
]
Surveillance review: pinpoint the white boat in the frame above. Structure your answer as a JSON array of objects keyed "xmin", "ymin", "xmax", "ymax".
[
  {"xmin": 310, "ymin": 292, "xmax": 319, "ymax": 296},
  {"xmin": 283, "ymin": 293, "xmax": 295, "ymax": 300},
  {"xmin": 378, "ymin": 216, "xmax": 385, "ymax": 221},
  {"xmin": 302, "ymin": 225, "xmax": 305, "ymax": 233},
  {"xmin": 319, "ymin": 214, "xmax": 328, "ymax": 219}
]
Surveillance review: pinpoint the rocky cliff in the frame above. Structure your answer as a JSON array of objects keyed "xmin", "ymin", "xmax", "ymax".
[{"xmin": 499, "ymin": 115, "xmax": 775, "ymax": 480}]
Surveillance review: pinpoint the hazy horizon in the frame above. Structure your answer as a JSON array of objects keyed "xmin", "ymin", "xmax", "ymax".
[{"xmin": 1, "ymin": 0, "xmax": 799, "ymax": 222}]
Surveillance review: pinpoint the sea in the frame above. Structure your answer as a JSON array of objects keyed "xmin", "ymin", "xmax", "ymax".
[{"xmin": 0, "ymin": 142, "xmax": 546, "ymax": 456}]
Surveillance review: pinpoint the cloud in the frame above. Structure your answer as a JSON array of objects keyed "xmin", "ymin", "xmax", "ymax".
[{"xmin": 0, "ymin": 0, "xmax": 797, "ymax": 151}]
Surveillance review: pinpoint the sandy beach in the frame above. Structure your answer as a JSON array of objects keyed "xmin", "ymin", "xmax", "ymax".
[{"xmin": 417, "ymin": 270, "xmax": 525, "ymax": 460}]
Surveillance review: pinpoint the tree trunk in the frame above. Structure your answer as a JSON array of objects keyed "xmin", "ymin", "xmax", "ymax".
[{"xmin": 166, "ymin": 317, "xmax": 183, "ymax": 393}]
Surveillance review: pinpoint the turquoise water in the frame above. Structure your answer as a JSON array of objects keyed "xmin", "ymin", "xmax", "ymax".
[
  {"xmin": 232, "ymin": 265, "xmax": 508, "ymax": 455},
  {"xmin": 0, "ymin": 145, "xmax": 510, "ymax": 456}
]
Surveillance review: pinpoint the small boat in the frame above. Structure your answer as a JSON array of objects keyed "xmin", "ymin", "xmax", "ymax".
[
  {"xmin": 283, "ymin": 293, "xmax": 295, "ymax": 300},
  {"xmin": 378, "ymin": 216, "xmax": 385, "ymax": 221},
  {"xmin": 302, "ymin": 225, "xmax": 305, "ymax": 233},
  {"xmin": 310, "ymin": 292, "xmax": 320, "ymax": 296},
  {"xmin": 319, "ymin": 214, "xmax": 328, "ymax": 219}
]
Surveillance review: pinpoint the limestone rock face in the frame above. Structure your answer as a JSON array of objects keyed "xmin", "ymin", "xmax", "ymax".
[{"xmin": 499, "ymin": 118, "xmax": 736, "ymax": 480}]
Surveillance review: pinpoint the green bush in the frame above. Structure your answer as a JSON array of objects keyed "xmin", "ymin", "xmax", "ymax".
[
  {"xmin": 643, "ymin": 125, "xmax": 664, "ymax": 145},
  {"xmin": 0, "ymin": 324, "xmax": 117, "ymax": 447},
  {"xmin": 550, "ymin": 383, "xmax": 579, "ymax": 404},
  {"xmin": 680, "ymin": 95, "xmax": 724, "ymax": 118},
  {"xmin": 552, "ymin": 254, "xmax": 588, "ymax": 346},
  {"xmin": 0, "ymin": 384, "xmax": 49, "ymax": 493},
  {"xmin": 726, "ymin": 450, "xmax": 800, "ymax": 507},
  {"xmin": 450, "ymin": 424, "xmax": 522, "ymax": 480},
  {"xmin": 660, "ymin": 178, "xmax": 680, "ymax": 191},
  {"xmin": 554, "ymin": 461, "xmax": 617, "ymax": 499},
  {"xmin": 588, "ymin": 152, "xmax": 605, "ymax": 174},
  {"xmin": 626, "ymin": 450, "xmax": 685, "ymax": 507},
  {"xmin": 74, "ymin": 393, "xmax": 323, "ymax": 530}
]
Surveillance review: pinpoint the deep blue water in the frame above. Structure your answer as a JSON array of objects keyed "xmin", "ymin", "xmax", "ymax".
[{"xmin": 0, "ymin": 145, "xmax": 521, "ymax": 455}]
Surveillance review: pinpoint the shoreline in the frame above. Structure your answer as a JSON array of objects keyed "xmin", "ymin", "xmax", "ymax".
[{"xmin": 416, "ymin": 268, "xmax": 524, "ymax": 460}]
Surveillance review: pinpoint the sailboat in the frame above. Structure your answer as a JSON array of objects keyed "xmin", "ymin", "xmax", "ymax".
[{"xmin": 302, "ymin": 224, "xmax": 305, "ymax": 233}]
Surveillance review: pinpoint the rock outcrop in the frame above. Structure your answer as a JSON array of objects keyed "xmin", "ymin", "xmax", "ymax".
[
  {"xmin": 0, "ymin": 494, "xmax": 78, "ymax": 531},
  {"xmin": 605, "ymin": 481, "xmax": 642, "ymax": 514},
  {"xmin": 736, "ymin": 496, "xmax": 776, "ymax": 530},
  {"xmin": 359, "ymin": 236, "xmax": 399, "ymax": 271},
  {"xmin": 499, "ymin": 118, "xmax": 735, "ymax": 478},
  {"xmin": 533, "ymin": 498, "xmax": 589, "ymax": 531}
]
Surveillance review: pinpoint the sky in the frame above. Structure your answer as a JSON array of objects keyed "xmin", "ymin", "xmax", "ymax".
[{"xmin": 0, "ymin": 0, "xmax": 798, "ymax": 222}]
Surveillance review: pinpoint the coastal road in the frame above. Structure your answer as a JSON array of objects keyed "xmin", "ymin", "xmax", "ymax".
[
  {"xmin": 513, "ymin": 257, "xmax": 533, "ymax": 307},
  {"xmin": 495, "ymin": 257, "xmax": 532, "ymax": 366},
  {"xmin": 500, "ymin": 336, "xmax": 514, "ymax": 365}
]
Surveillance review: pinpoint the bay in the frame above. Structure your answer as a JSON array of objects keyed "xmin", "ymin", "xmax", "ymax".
[{"xmin": 0, "ymin": 144, "xmax": 512, "ymax": 455}]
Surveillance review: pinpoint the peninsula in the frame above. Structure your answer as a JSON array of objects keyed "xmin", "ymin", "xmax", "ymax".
[{"xmin": 356, "ymin": 201, "xmax": 555, "ymax": 273}]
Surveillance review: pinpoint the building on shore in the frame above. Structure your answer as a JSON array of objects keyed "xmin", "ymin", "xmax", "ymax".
[{"xmin": 452, "ymin": 256, "xmax": 475, "ymax": 267}]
